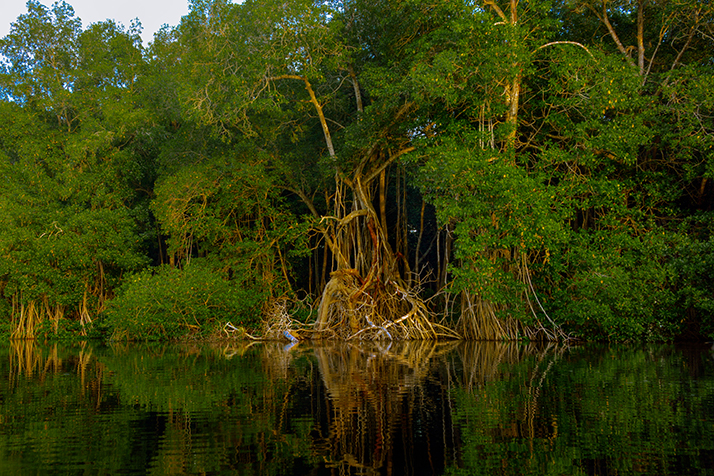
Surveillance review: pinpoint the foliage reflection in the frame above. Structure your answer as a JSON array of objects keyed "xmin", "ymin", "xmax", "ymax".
[{"xmin": 0, "ymin": 341, "xmax": 712, "ymax": 475}]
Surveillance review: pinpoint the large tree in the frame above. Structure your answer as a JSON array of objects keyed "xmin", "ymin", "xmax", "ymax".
[
  {"xmin": 2, "ymin": 0, "xmax": 712, "ymax": 341},
  {"xmin": 165, "ymin": 0, "xmax": 464, "ymax": 339},
  {"xmin": 0, "ymin": 1, "xmax": 151, "ymax": 337}
]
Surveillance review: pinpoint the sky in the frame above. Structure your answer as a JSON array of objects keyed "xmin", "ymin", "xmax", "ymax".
[{"xmin": 1, "ymin": 0, "xmax": 191, "ymax": 46}]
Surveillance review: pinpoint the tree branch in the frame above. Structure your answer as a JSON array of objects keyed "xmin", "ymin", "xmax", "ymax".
[
  {"xmin": 320, "ymin": 209, "xmax": 369, "ymax": 227},
  {"xmin": 285, "ymin": 185, "xmax": 350, "ymax": 269},
  {"xmin": 535, "ymin": 41, "xmax": 595, "ymax": 58},
  {"xmin": 637, "ymin": 0, "xmax": 645, "ymax": 76},
  {"xmin": 268, "ymin": 74, "xmax": 336, "ymax": 158},
  {"xmin": 589, "ymin": 0, "xmax": 637, "ymax": 69},
  {"xmin": 348, "ymin": 65, "xmax": 363, "ymax": 113},
  {"xmin": 365, "ymin": 146, "xmax": 415, "ymax": 184},
  {"xmin": 670, "ymin": 25, "xmax": 696, "ymax": 71},
  {"xmin": 484, "ymin": 0, "xmax": 508, "ymax": 22}
]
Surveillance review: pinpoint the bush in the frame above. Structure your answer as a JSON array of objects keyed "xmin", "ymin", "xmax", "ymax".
[
  {"xmin": 35, "ymin": 319, "xmax": 87, "ymax": 341},
  {"xmin": 547, "ymin": 230, "xmax": 678, "ymax": 342},
  {"xmin": 102, "ymin": 259, "xmax": 265, "ymax": 340},
  {"xmin": 669, "ymin": 236, "xmax": 714, "ymax": 339}
]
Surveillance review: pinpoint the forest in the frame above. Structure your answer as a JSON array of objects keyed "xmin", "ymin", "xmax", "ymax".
[{"xmin": 0, "ymin": 0, "xmax": 712, "ymax": 342}]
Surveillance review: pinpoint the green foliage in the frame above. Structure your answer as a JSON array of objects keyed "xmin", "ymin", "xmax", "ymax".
[
  {"xmin": 0, "ymin": 4, "xmax": 155, "ymax": 336},
  {"xmin": 669, "ymin": 235, "xmax": 714, "ymax": 338},
  {"xmin": 1, "ymin": 0, "xmax": 713, "ymax": 341},
  {"xmin": 34, "ymin": 318, "xmax": 87, "ymax": 341},
  {"xmin": 0, "ymin": 1, "xmax": 81, "ymax": 106},
  {"xmin": 543, "ymin": 230, "xmax": 679, "ymax": 341},
  {"xmin": 418, "ymin": 139, "xmax": 565, "ymax": 318},
  {"xmin": 0, "ymin": 104, "xmax": 148, "ymax": 312},
  {"xmin": 150, "ymin": 146, "xmax": 311, "ymax": 298},
  {"xmin": 103, "ymin": 259, "xmax": 265, "ymax": 340}
]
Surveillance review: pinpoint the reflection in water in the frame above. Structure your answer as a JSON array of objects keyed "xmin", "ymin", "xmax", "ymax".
[
  {"xmin": 8, "ymin": 339, "xmax": 96, "ymax": 386},
  {"xmin": 451, "ymin": 341, "xmax": 568, "ymax": 441},
  {"xmin": 312, "ymin": 341, "xmax": 458, "ymax": 474},
  {"xmin": 451, "ymin": 340, "xmax": 564, "ymax": 386},
  {"xmin": 0, "ymin": 340, "xmax": 712, "ymax": 476}
]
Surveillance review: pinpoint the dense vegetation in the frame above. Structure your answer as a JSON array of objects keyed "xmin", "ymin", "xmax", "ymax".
[{"xmin": 0, "ymin": 0, "xmax": 712, "ymax": 341}]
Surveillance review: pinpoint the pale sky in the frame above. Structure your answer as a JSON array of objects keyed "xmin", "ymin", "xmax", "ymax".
[{"xmin": 1, "ymin": 0, "xmax": 191, "ymax": 46}]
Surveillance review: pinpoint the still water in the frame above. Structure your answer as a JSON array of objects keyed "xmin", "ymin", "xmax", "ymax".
[{"xmin": 0, "ymin": 340, "xmax": 712, "ymax": 475}]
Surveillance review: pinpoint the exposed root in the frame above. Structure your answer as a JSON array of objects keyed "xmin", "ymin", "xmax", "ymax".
[
  {"xmin": 222, "ymin": 322, "xmax": 259, "ymax": 340},
  {"xmin": 457, "ymin": 291, "xmax": 525, "ymax": 340},
  {"xmin": 522, "ymin": 257, "xmax": 573, "ymax": 341},
  {"xmin": 262, "ymin": 297, "xmax": 314, "ymax": 342},
  {"xmin": 455, "ymin": 252, "xmax": 571, "ymax": 341},
  {"xmin": 313, "ymin": 269, "xmax": 459, "ymax": 340},
  {"xmin": 298, "ymin": 163, "xmax": 460, "ymax": 341},
  {"xmin": 10, "ymin": 294, "xmax": 64, "ymax": 339}
]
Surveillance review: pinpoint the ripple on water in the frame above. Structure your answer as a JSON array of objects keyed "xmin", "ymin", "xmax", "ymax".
[{"xmin": 1, "ymin": 342, "xmax": 713, "ymax": 475}]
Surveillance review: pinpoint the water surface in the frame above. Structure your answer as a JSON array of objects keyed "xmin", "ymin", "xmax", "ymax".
[{"xmin": 0, "ymin": 340, "xmax": 712, "ymax": 475}]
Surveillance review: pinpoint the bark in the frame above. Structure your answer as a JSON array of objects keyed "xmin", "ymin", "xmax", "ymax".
[
  {"xmin": 637, "ymin": 0, "xmax": 645, "ymax": 76},
  {"xmin": 484, "ymin": 0, "xmax": 522, "ymax": 152},
  {"xmin": 670, "ymin": 26, "xmax": 696, "ymax": 71},
  {"xmin": 415, "ymin": 199, "xmax": 426, "ymax": 272},
  {"xmin": 380, "ymin": 168, "xmax": 388, "ymax": 245},
  {"xmin": 270, "ymin": 74, "xmax": 336, "ymax": 158},
  {"xmin": 397, "ymin": 166, "xmax": 409, "ymax": 282},
  {"xmin": 505, "ymin": 73, "xmax": 522, "ymax": 152},
  {"xmin": 348, "ymin": 66, "xmax": 363, "ymax": 113},
  {"xmin": 484, "ymin": 0, "xmax": 508, "ymax": 22},
  {"xmin": 588, "ymin": 1, "xmax": 637, "ymax": 70}
]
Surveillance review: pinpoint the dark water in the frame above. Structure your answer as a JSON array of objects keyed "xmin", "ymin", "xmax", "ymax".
[{"xmin": 0, "ymin": 340, "xmax": 712, "ymax": 475}]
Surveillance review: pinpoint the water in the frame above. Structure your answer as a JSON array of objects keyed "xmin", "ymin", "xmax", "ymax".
[{"xmin": 0, "ymin": 340, "xmax": 712, "ymax": 475}]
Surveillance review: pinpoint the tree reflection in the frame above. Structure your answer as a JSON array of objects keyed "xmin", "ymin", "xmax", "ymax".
[
  {"xmin": 309, "ymin": 341, "xmax": 455, "ymax": 475},
  {"xmin": 7, "ymin": 339, "xmax": 96, "ymax": 385},
  {"xmin": 1, "ymin": 339, "xmax": 563, "ymax": 476},
  {"xmin": 2, "ymin": 340, "xmax": 711, "ymax": 476},
  {"xmin": 303, "ymin": 340, "xmax": 567, "ymax": 475}
]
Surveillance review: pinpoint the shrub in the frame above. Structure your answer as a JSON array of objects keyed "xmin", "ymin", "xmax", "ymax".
[
  {"xmin": 103, "ymin": 259, "xmax": 265, "ymax": 340},
  {"xmin": 547, "ymin": 230, "xmax": 678, "ymax": 341},
  {"xmin": 669, "ymin": 236, "xmax": 714, "ymax": 339}
]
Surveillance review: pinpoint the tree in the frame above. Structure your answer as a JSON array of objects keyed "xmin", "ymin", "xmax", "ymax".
[
  {"xmin": 0, "ymin": 2, "xmax": 150, "ymax": 337},
  {"xmin": 2, "ymin": 0, "xmax": 712, "ymax": 341},
  {"xmin": 164, "ymin": 0, "xmax": 461, "ymax": 339}
]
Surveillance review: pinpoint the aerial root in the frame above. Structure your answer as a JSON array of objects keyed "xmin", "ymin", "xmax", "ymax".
[
  {"xmin": 222, "ymin": 321, "xmax": 259, "ymax": 340},
  {"xmin": 311, "ymin": 269, "xmax": 459, "ymax": 341},
  {"xmin": 261, "ymin": 297, "xmax": 314, "ymax": 342}
]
